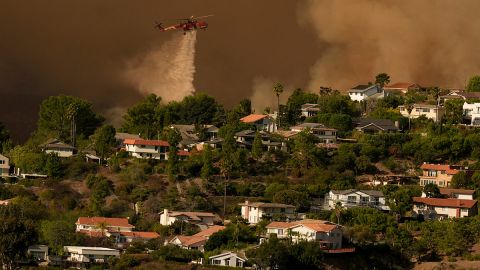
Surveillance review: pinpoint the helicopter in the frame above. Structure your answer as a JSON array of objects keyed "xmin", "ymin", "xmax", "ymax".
[{"xmin": 155, "ymin": 15, "xmax": 213, "ymax": 34}]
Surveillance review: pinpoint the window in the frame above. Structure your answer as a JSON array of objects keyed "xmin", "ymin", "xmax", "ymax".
[
  {"xmin": 0, "ymin": 160, "xmax": 4, "ymax": 164},
  {"xmin": 347, "ymin": 196, "xmax": 357, "ymax": 203},
  {"xmin": 212, "ymin": 259, "xmax": 221, "ymax": 265},
  {"xmin": 427, "ymin": 170, "xmax": 437, "ymax": 177},
  {"xmin": 422, "ymin": 108, "xmax": 430, "ymax": 113},
  {"xmin": 278, "ymin": 229, "xmax": 283, "ymax": 235},
  {"xmin": 462, "ymin": 208, "xmax": 468, "ymax": 213}
]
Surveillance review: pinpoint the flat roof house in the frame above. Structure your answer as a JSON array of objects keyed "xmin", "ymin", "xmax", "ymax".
[
  {"xmin": 64, "ymin": 246, "xmax": 120, "ymax": 268},
  {"xmin": 239, "ymin": 200, "xmax": 296, "ymax": 224},
  {"xmin": 124, "ymin": 139, "xmax": 170, "ymax": 160}
]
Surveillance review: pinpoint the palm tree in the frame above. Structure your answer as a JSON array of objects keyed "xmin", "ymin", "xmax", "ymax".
[
  {"xmin": 334, "ymin": 201, "xmax": 343, "ymax": 225},
  {"xmin": 273, "ymin": 82, "xmax": 284, "ymax": 127},
  {"xmin": 96, "ymin": 221, "xmax": 109, "ymax": 238}
]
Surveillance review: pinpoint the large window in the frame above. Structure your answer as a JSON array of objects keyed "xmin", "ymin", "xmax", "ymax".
[{"xmin": 347, "ymin": 196, "xmax": 357, "ymax": 204}]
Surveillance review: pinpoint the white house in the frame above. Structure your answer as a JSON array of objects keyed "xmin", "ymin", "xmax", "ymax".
[
  {"xmin": 42, "ymin": 139, "xmax": 76, "ymax": 158},
  {"xmin": 124, "ymin": 139, "xmax": 170, "ymax": 160},
  {"xmin": 64, "ymin": 246, "xmax": 120, "ymax": 267},
  {"xmin": 348, "ymin": 85, "xmax": 383, "ymax": 102},
  {"xmin": 240, "ymin": 114, "xmax": 277, "ymax": 132},
  {"xmin": 168, "ymin": 225, "xmax": 225, "ymax": 252},
  {"xmin": 27, "ymin": 245, "xmax": 49, "ymax": 261},
  {"xmin": 463, "ymin": 102, "xmax": 480, "ymax": 125},
  {"xmin": 324, "ymin": 189, "xmax": 390, "ymax": 211},
  {"xmin": 301, "ymin": 103, "xmax": 321, "ymax": 118},
  {"xmin": 210, "ymin": 252, "xmax": 246, "ymax": 268},
  {"xmin": 160, "ymin": 209, "xmax": 216, "ymax": 227},
  {"xmin": 398, "ymin": 104, "xmax": 445, "ymax": 123},
  {"xmin": 412, "ymin": 197, "xmax": 478, "ymax": 220},
  {"xmin": 290, "ymin": 123, "xmax": 337, "ymax": 143},
  {"xmin": 239, "ymin": 201, "xmax": 296, "ymax": 224},
  {"xmin": 75, "ymin": 217, "xmax": 135, "ymax": 234},
  {"xmin": 266, "ymin": 219, "xmax": 343, "ymax": 250},
  {"xmin": 0, "ymin": 154, "xmax": 9, "ymax": 177}
]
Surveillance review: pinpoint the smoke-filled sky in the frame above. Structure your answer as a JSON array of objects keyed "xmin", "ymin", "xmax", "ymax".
[{"xmin": 1, "ymin": 0, "xmax": 480, "ymax": 141}]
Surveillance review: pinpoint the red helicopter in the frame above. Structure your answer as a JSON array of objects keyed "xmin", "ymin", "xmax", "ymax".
[{"xmin": 155, "ymin": 15, "xmax": 213, "ymax": 34}]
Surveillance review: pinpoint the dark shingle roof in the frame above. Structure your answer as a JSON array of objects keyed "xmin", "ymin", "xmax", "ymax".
[{"xmin": 354, "ymin": 118, "xmax": 398, "ymax": 131}]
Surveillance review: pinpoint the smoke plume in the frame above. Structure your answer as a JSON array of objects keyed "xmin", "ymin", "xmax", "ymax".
[
  {"xmin": 299, "ymin": 0, "xmax": 480, "ymax": 90},
  {"xmin": 125, "ymin": 31, "xmax": 197, "ymax": 102}
]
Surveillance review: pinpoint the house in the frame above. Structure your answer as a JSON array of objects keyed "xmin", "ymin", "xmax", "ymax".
[
  {"xmin": 42, "ymin": 139, "xmax": 76, "ymax": 158},
  {"xmin": 64, "ymin": 246, "xmax": 120, "ymax": 267},
  {"xmin": 412, "ymin": 197, "xmax": 478, "ymax": 219},
  {"xmin": 240, "ymin": 114, "xmax": 277, "ymax": 132},
  {"xmin": 301, "ymin": 103, "xmax": 321, "ymax": 118},
  {"xmin": 169, "ymin": 124, "xmax": 219, "ymax": 147},
  {"xmin": 27, "ymin": 245, "xmax": 48, "ymax": 261},
  {"xmin": 290, "ymin": 123, "xmax": 337, "ymax": 143},
  {"xmin": 354, "ymin": 118, "xmax": 399, "ymax": 133},
  {"xmin": 0, "ymin": 154, "xmax": 9, "ymax": 177},
  {"xmin": 124, "ymin": 139, "xmax": 169, "ymax": 160},
  {"xmin": 234, "ymin": 130, "xmax": 270, "ymax": 148},
  {"xmin": 439, "ymin": 188, "xmax": 475, "ymax": 200},
  {"xmin": 463, "ymin": 102, "xmax": 480, "ymax": 125},
  {"xmin": 159, "ymin": 209, "xmax": 217, "ymax": 227},
  {"xmin": 210, "ymin": 252, "xmax": 246, "ymax": 268},
  {"xmin": 383, "ymin": 82, "xmax": 421, "ymax": 94},
  {"xmin": 239, "ymin": 200, "xmax": 296, "ymax": 224},
  {"xmin": 0, "ymin": 198, "xmax": 12, "ymax": 205},
  {"xmin": 168, "ymin": 225, "xmax": 225, "ymax": 252},
  {"xmin": 195, "ymin": 138, "xmax": 224, "ymax": 151},
  {"xmin": 265, "ymin": 219, "xmax": 343, "ymax": 250},
  {"xmin": 109, "ymin": 231, "xmax": 160, "ymax": 245},
  {"xmin": 440, "ymin": 91, "xmax": 480, "ymax": 103},
  {"xmin": 348, "ymin": 85, "xmax": 384, "ymax": 102},
  {"xmin": 75, "ymin": 217, "xmax": 135, "ymax": 233},
  {"xmin": 324, "ymin": 189, "xmax": 390, "ymax": 211},
  {"xmin": 418, "ymin": 163, "xmax": 466, "ymax": 187},
  {"xmin": 398, "ymin": 104, "xmax": 444, "ymax": 122}
]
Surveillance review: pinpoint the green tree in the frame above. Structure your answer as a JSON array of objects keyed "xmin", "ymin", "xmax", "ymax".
[
  {"xmin": 122, "ymin": 94, "xmax": 162, "ymax": 139},
  {"xmin": 40, "ymin": 220, "xmax": 77, "ymax": 255},
  {"xmin": 444, "ymin": 99, "xmax": 465, "ymax": 124},
  {"xmin": 93, "ymin": 125, "xmax": 116, "ymax": 161},
  {"xmin": 466, "ymin": 75, "xmax": 480, "ymax": 92},
  {"xmin": 423, "ymin": 183, "xmax": 441, "ymax": 198},
  {"xmin": 167, "ymin": 127, "xmax": 182, "ymax": 180},
  {"xmin": 273, "ymin": 83, "xmax": 284, "ymax": 126},
  {"xmin": 451, "ymin": 171, "xmax": 472, "ymax": 189},
  {"xmin": 0, "ymin": 204, "xmax": 37, "ymax": 270},
  {"xmin": 200, "ymin": 145, "xmax": 214, "ymax": 180},
  {"xmin": 0, "ymin": 122, "xmax": 11, "ymax": 153},
  {"xmin": 45, "ymin": 153, "xmax": 63, "ymax": 178},
  {"xmin": 252, "ymin": 132, "xmax": 263, "ymax": 160},
  {"xmin": 38, "ymin": 95, "xmax": 104, "ymax": 142},
  {"xmin": 375, "ymin": 73, "xmax": 391, "ymax": 87}
]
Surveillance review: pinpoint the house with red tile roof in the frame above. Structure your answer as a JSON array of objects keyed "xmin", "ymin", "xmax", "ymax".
[
  {"xmin": 168, "ymin": 225, "xmax": 225, "ymax": 252},
  {"xmin": 240, "ymin": 114, "xmax": 277, "ymax": 132},
  {"xmin": 418, "ymin": 163, "xmax": 467, "ymax": 187},
  {"xmin": 412, "ymin": 197, "xmax": 478, "ymax": 219},
  {"xmin": 383, "ymin": 82, "xmax": 421, "ymax": 94},
  {"xmin": 159, "ymin": 209, "xmax": 218, "ymax": 227},
  {"xmin": 265, "ymin": 219, "xmax": 344, "ymax": 250}
]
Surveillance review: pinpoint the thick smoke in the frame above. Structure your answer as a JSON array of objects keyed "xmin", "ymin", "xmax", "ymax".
[
  {"xmin": 299, "ymin": 0, "xmax": 480, "ymax": 90},
  {"xmin": 125, "ymin": 31, "xmax": 197, "ymax": 102}
]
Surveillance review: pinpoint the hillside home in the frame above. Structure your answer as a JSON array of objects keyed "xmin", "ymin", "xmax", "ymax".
[
  {"xmin": 348, "ymin": 85, "xmax": 384, "ymax": 102},
  {"xmin": 0, "ymin": 154, "xmax": 9, "ymax": 177},
  {"xmin": 290, "ymin": 123, "xmax": 337, "ymax": 143},
  {"xmin": 419, "ymin": 163, "xmax": 466, "ymax": 187},
  {"xmin": 383, "ymin": 82, "xmax": 421, "ymax": 94},
  {"xmin": 354, "ymin": 118, "xmax": 399, "ymax": 133},
  {"xmin": 64, "ymin": 246, "xmax": 120, "ymax": 267},
  {"xmin": 412, "ymin": 197, "xmax": 478, "ymax": 220},
  {"xmin": 124, "ymin": 139, "xmax": 169, "ymax": 160},
  {"xmin": 440, "ymin": 91, "xmax": 480, "ymax": 103},
  {"xmin": 159, "ymin": 209, "xmax": 217, "ymax": 227},
  {"xmin": 210, "ymin": 252, "xmax": 246, "ymax": 268},
  {"xmin": 240, "ymin": 114, "xmax": 277, "ymax": 132},
  {"xmin": 169, "ymin": 124, "xmax": 219, "ymax": 147},
  {"xmin": 76, "ymin": 217, "xmax": 135, "ymax": 233},
  {"xmin": 440, "ymin": 188, "xmax": 475, "ymax": 200},
  {"xmin": 398, "ymin": 104, "xmax": 444, "ymax": 122},
  {"xmin": 324, "ymin": 189, "xmax": 390, "ymax": 211},
  {"xmin": 266, "ymin": 219, "xmax": 343, "ymax": 250},
  {"xmin": 27, "ymin": 245, "xmax": 49, "ymax": 261},
  {"xmin": 168, "ymin": 225, "xmax": 225, "ymax": 252},
  {"xmin": 42, "ymin": 139, "xmax": 76, "ymax": 157},
  {"xmin": 463, "ymin": 102, "xmax": 480, "ymax": 125},
  {"xmin": 301, "ymin": 103, "xmax": 321, "ymax": 118},
  {"xmin": 239, "ymin": 200, "xmax": 296, "ymax": 224}
]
